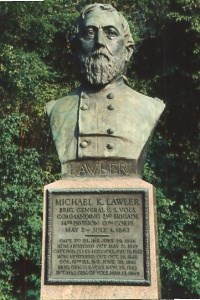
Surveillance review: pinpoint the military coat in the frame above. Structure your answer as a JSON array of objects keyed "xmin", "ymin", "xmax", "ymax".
[{"xmin": 46, "ymin": 78, "xmax": 165, "ymax": 167}]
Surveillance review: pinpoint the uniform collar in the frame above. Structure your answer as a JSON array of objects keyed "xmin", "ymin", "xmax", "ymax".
[{"xmin": 81, "ymin": 76, "xmax": 124, "ymax": 94}]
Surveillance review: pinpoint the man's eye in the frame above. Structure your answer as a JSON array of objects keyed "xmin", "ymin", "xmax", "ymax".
[
  {"xmin": 85, "ymin": 28, "xmax": 95, "ymax": 38},
  {"xmin": 105, "ymin": 28, "xmax": 118, "ymax": 38}
]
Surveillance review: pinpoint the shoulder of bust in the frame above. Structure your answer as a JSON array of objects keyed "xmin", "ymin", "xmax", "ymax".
[
  {"xmin": 44, "ymin": 86, "xmax": 81, "ymax": 117},
  {"xmin": 122, "ymin": 83, "xmax": 164, "ymax": 102},
  {"xmin": 120, "ymin": 83, "xmax": 165, "ymax": 111}
]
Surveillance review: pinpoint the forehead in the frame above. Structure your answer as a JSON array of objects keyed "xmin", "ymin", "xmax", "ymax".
[{"xmin": 83, "ymin": 9, "xmax": 123, "ymax": 33}]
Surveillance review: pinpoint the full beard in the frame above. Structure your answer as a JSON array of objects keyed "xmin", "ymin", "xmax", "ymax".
[{"xmin": 77, "ymin": 48, "xmax": 127, "ymax": 86}]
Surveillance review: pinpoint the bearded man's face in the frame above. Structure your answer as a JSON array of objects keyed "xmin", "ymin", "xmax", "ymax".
[{"xmin": 76, "ymin": 9, "xmax": 128, "ymax": 86}]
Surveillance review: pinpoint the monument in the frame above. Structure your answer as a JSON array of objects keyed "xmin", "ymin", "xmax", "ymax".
[{"xmin": 41, "ymin": 3, "xmax": 165, "ymax": 300}]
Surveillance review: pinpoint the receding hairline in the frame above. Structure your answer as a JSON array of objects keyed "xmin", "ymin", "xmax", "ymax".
[{"xmin": 81, "ymin": 3, "xmax": 117, "ymax": 19}]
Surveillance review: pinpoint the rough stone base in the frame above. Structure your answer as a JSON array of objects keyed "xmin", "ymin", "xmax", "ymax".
[{"xmin": 41, "ymin": 178, "xmax": 160, "ymax": 299}]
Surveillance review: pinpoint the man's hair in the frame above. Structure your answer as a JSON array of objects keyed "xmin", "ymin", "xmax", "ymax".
[{"xmin": 76, "ymin": 3, "xmax": 134, "ymax": 49}]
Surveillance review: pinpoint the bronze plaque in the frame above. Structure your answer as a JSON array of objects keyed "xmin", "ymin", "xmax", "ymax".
[{"xmin": 45, "ymin": 189, "xmax": 150, "ymax": 285}]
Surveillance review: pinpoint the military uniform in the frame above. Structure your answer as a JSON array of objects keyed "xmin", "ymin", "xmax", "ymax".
[{"xmin": 46, "ymin": 78, "xmax": 165, "ymax": 171}]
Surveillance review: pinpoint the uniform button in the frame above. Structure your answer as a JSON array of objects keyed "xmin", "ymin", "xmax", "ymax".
[
  {"xmin": 107, "ymin": 143, "xmax": 114, "ymax": 150},
  {"xmin": 107, "ymin": 104, "xmax": 115, "ymax": 110},
  {"xmin": 80, "ymin": 141, "xmax": 88, "ymax": 148},
  {"xmin": 107, "ymin": 128, "xmax": 114, "ymax": 135},
  {"xmin": 81, "ymin": 92, "xmax": 88, "ymax": 99},
  {"xmin": 80, "ymin": 104, "xmax": 89, "ymax": 110},
  {"xmin": 107, "ymin": 93, "xmax": 114, "ymax": 99}
]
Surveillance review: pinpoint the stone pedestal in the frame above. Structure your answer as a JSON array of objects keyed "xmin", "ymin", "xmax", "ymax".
[{"xmin": 41, "ymin": 178, "xmax": 160, "ymax": 300}]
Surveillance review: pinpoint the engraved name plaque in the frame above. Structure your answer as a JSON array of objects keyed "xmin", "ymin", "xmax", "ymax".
[
  {"xmin": 45, "ymin": 189, "xmax": 150, "ymax": 285},
  {"xmin": 62, "ymin": 160, "xmax": 141, "ymax": 178}
]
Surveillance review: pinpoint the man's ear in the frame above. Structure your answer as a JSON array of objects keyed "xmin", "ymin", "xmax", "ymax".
[{"xmin": 125, "ymin": 45, "xmax": 134, "ymax": 62}]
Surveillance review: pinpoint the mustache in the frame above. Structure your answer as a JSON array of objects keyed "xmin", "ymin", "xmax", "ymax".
[{"xmin": 88, "ymin": 49, "xmax": 112, "ymax": 61}]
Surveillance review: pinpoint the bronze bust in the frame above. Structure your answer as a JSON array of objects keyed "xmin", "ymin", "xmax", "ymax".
[{"xmin": 45, "ymin": 4, "xmax": 165, "ymax": 176}]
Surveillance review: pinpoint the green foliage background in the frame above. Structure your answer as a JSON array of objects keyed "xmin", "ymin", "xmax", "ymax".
[{"xmin": 0, "ymin": 0, "xmax": 199, "ymax": 299}]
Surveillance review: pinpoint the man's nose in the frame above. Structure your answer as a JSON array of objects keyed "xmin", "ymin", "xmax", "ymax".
[{"xmin": 96, "ymin": 28, "xmax": 106, "ymax": 47}]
